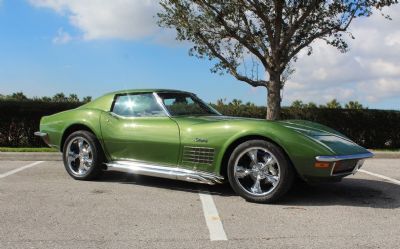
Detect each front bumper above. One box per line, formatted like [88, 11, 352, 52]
[34, 131, 50, 146]
[315, 152, 374, 162]
[315, 152, 374, 176]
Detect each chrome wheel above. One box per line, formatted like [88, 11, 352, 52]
[66, 136, 93, 176]
[234, 147, 280, 196]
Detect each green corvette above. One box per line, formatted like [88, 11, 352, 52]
[35, 89, 373, 203]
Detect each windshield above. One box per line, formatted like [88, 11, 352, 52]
[157, 92, 220, 116]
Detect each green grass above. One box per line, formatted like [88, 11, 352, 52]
[0, 147, 58, 152]
[370, 149, 400, 152]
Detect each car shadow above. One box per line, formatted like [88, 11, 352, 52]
[98, 171, 235, 196]
[280, 178, 400, 209]
[98, 171, 400, 209]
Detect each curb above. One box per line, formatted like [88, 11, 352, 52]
[0, 152, 62, 161]
[0, 151, 399, 161]
[370, 151, 400, 159]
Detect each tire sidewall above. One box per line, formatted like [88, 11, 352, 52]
[227, 140, 294, 203]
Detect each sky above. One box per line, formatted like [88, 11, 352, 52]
[0, 0, 399, 109]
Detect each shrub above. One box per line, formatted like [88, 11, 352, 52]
[1, 100, 399, 149]
[212, 104, 400, 149]
[0, 100, 82, 147]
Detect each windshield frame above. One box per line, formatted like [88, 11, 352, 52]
[154, 91, 221, 117]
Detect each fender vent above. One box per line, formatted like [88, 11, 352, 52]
[182, 146, 215, 166]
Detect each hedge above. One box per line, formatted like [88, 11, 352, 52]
[1, 100, 399, 149]
[213, 104, 400, 149]
[0, 100, 81, 148]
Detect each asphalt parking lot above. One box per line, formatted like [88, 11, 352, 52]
[0, 159, 399, 249]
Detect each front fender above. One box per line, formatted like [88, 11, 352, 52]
[214, 123, 334, 178]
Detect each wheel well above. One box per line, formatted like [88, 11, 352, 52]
[219, 135, 295, 178]
[60, 124, 95, 152]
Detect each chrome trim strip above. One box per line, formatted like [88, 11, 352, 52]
[105, 160, 224, 185]
[153, 92, 171, 117]
[330, 159, 366, 176]
[34, 131, 47, 137]
[315, 152, 374, 162]
[192, 93, 222, 116]
[182, 146, 215, 165]
[34, 131, 52, 146]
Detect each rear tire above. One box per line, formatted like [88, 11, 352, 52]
[227, 140, 294, 203]
[62, 130, 104, 180]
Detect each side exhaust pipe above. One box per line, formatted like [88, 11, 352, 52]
[105, 160, 224, 185]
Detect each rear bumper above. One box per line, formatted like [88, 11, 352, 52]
[34, 131, 50, 145]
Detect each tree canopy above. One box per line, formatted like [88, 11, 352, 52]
[158, 0, 398, 119]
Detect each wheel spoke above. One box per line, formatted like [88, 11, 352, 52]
[68, 151, 79, 161]
[263, 155, 275, 166]
[78, 159, 86, 172]
[265, 175, 279, 186]
[247, 149, 258, 164]
[250, 177, 262, 194]
[85, 159, 93, 166]
[77, 139, 84, 153]
[85, 145, 92, 154]
[235, 166, 251, 178]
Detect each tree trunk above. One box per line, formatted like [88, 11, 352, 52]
[266, 73, 282, 120]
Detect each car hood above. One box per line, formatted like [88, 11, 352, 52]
[278, 120, 368, 155]
[278, 120, 347, 138]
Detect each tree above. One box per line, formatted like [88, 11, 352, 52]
[305, 102, 317, 108]
[230, 98, 243, 107]
[245, 101, 255, 107]
[52, 93, 67, 102]
[217, 98, 226, 106]
[326, 99, 341, 109]
[82, 96, 92, 103]
[216, 98, 226, 106]
[290, 100, 317, 108]
[10, 92, 28, 101]
[345, 100, 364, 109]
[41, 96, 52, 102]
[290, 100, 304, 108]
[158, 0, 397, 120]
[68, 94, 80, 103]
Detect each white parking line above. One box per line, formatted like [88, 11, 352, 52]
[0, 161, 44, 179]
[198, 191, 228, 241]
[359, 169, 400, 185]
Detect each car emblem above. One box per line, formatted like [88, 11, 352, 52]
[194, 138, 208, 143]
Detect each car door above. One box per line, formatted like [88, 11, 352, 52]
[100, 92, 180, 165]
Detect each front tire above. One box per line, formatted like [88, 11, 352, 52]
[227, 140, 294, 203]
[62, 130, 104, 180]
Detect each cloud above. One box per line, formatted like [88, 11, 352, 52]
[358, 78, 400, 102]
[284, 5, 400, 106]
[28, 0, 160, 40]
[52, 28, 72, 44]
[27, 1, 400, 107]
